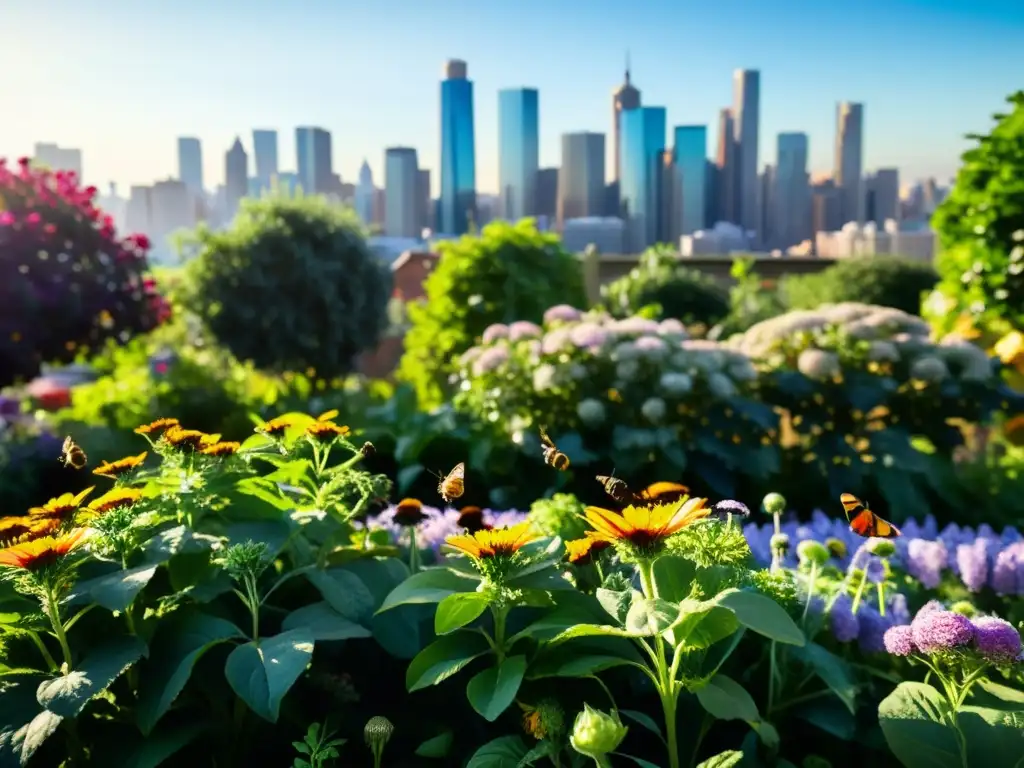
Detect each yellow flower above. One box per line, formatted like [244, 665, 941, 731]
[393, 498, 427, 526]
[0, 516, 60, 545]
[995, 331, 1024, 370]
[445, 522, 538, 560]
[565, 535, 611, 565]
[27, 487, 94, 520]
[0, 529, 89, 571]
[134, 418, 180, 436]
[305, 421, 350, 442]
[258, 416, 294, 436]
[580, 497, 710, 555]
[87, 487, 144, 514]
[200, 441, 241, 456]
[93, 452, 148, 478]
[163, 426, 219, 451]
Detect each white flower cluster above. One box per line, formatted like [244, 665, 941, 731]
[727, 302, 994, 383]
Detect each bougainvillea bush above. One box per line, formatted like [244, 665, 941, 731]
[0, 157, 165, 387]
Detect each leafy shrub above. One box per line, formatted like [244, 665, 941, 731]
[781, 257, 939, 316]
[182, 193, 391, 378]
[0, 157, 164, 386]
[602, 243, 730, 327]
[931, 90, 1024, 337]
[398, 219, 588, 408]
[712, 257, 789, 338]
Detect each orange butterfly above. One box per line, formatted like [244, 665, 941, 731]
[841, 493, 901, 539]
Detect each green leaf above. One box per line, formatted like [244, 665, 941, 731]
[282, 602, 372, 642]
[118, 722, 205, 768]
[337, 557, 410, 606]
[614, 756, 661, 768]
[305, 569, 374, 622]
[595, 587, 633, 624]
[234, 477, 298, 512]
[377, 567, 480, 613]
[719, 590, 805, 645]
[466, 656, 527, 721]
[414, 731, 454, 758]
[960, 706, 1024, 768]
[466, 735, 530, 768]
[137, 613, 244, 734]
[0, 709, 62, 766]
[790, 642, 857, 714]
[224, 628, 314, 723]
[69, 564, 160, 612]
[223, 519, 292, 557]
[619, 709, 664, 740]
[970, 679, 1024, 711]
[652, 555, 697, 603]
[681, 606, 741, 650]
[371, 607, 424, 659]
[434, 592, 491, 635]
[37, 636, 147, 718]
[695, 674, 760, 722]
[625, 597, 679, 636]
[406, 631, 491, 692]
[878, 681, 962, 768]
[796, 700, 856, 741]
[142, 525, 221, 564]
[695, 750, 744, 768]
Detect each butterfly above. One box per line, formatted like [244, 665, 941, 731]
[539, 428, 570, 471]
[841, 492, 901, 539]
[436, 462, 466, 503]
[596, 475, 691, 507]
[60, 436, 88, 470]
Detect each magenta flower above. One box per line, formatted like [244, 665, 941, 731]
[972, 617, 1023, 664]
[883, 625, 916, 656]
[911, 609, 975, 653]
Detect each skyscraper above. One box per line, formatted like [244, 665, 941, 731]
[355, 160, 375, 226]
[498, 87, 540, 221]
[177, 137, 203, 195]
[714, 109, 736, 225]
[732, 69, 760, 237]
[611, 55, 641, 184]
[252, 130, 279, 190]
[295, 127, 333, 195]
[865, 168, 899, 225]
[33, 143, 82, 178]
[557, 132, 605, 225]
[417, 169, 432, 232]
[224, 138, 248, 218]
[619, 106, 666, 252]
[535, 168, 558, 222]
[774, 132, 811, 249]
[439, 59, 477, 235]
[835, 102, 864, 225]
[384, 147, 419, 238]
[673, 125, 708, 237]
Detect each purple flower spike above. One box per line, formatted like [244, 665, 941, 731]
[864, 557, 886, 584]
[956, 539, 990, 593]
[829, 593, 860, 643]
[905, 539, 948, 589]
[911, 610, 975, 654]
[972, 617, 1023, 664]
[857, 605, 892, 653]
[884, 625, 916, 657]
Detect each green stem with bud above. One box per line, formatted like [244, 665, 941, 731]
[44, 585, 73, 673]
[637, 559, 680, 768]
[802, 561, 819, 626]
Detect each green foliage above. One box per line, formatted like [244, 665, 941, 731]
[529, 493, 588, 541]
[712, 257, 789, 339]
[932, 91, 1024, 334]
[602, 244, 730, 327]
[398, 219, 588, 408]
[781, 257, 939, 316]
[182, 193, 391, 378]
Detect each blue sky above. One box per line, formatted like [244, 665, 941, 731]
[2, 0, 1021, 195]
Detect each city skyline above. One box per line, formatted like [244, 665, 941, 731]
[3, 0, 1022, 194]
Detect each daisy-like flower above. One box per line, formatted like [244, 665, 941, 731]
[394, 498, 428, 527]
[456, 506, 490, 533]
[445, 521, 538, 560]
[27, 486, 94, 521]
[0, 529, 89, 571]
[257, 416, 294, 437]
[565, 535, 611, 565]
[133, 417, 180, 436]
[163, 426, 219, 451]
[0, 516, 59, 545]
[200, 441, 241, 457]
[572, 498, 710, 559]
[86, 487, 144, 515]
[93, 451, 148, 478]
[305, 421, 350, 442]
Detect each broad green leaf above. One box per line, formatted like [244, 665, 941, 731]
[752, 720, 780, 749]
[550, 623, 640, 643]
[142, 525, 221, 564]
[434, 592, 491, 635]
[378, 568, 480, 613]
[526, 637, 643, 679]
[625, 597, 679, 636]
[466, 655, 527, 721]
[970, 679, 1024, 711]
[371, 607, 424, 660]
[960, 706, 1024, 768]
[595, 587, 633, 624]
[695, 674, 759, 722]
[511, 606, 608, 644]
[0, 709, 62, 766]
[796, 700, 856, 741]
[224, 628, 314, 723]
[878, 681, 962, 768]
[681, 606, 741, 650]
[790, 642, 857, 714]
[466, 735, 530, 767]
[282, 602, 372, 642]
[337, 557, 410, 606]
[619, 709, 664, 740]
[137, 613, 244, 734]
[667, 590, 738, 648]
[118, 722, 205, 768]
[696, 750, 744, 768]
[414, 731, 454, 758]
[37, 636, 147, 718]
[69, 564, 159, 612]
[233, 477, 298, 512]
[719, 590, 805, 646]
[305, 569, 374, 621]
[406, 631, 491, 692]
[652, 555, 697, 602]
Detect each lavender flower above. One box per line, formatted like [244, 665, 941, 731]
[472, 346, 509, 376]
[569, 322, 610, 350]
[508, 320, 542, 341]
[830, 593, 860, 642]
[990, 542, 1024, 596]
[889, 593, 911, 626]
[658, 372, 693, 397]
[906, 539, 948, 589]
[543, 305, 582, 324]
[956, 539, 990, 593]
[858, 605, 892, 653]
[864, 557, 886, 584]
[657, 318, 687, 338]
[610, 317, 660, 336]
[883, 625, 916, 657]
[482, 323, 509, 343]
[972, 617, 1023, 663]
[911, 609, 975, 654]
[541, 328, 573, 355]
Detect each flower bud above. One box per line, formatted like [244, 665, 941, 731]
[825, 537, 847, 559]
[569, 704, 627, 758]
[360, 441, 376, 457]
[770, 533, 791, 557]
[867, 539, 896, 558]
[949, 600, 977, 618]
[364, 715, 394, 754]
[796, 539, 829, 567]
[762, 493, 786, 516]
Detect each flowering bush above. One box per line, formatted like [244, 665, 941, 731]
[0, 157, 164, 387]
[781, 257, 939, 316]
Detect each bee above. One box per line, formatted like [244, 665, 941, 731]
[539, 428, 570, 471]
[436, 462, 466, 504]
[841, 493, 901, 539]
[60, 436, 88, 470]
[597, 475, 690, 507]
[596, 473, 631, 504]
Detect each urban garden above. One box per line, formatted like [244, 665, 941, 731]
[0, 93, 1022, 768]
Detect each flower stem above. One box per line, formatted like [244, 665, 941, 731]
[637, 559, 678, 768]
[492, 606, 508, 663]
[244, 575, 260, 642]
[26, 630, 58, 673]
[45, 586, 73, 673]
[801, 562, 818, 626]
[877, 583, 886, 616]
[767, 641, 778, 712]
[850, 572, 868, 614]
[661, 689, 680, 768]
[408, 527, 420, 574]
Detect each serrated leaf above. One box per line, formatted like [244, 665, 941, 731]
[37, 636, 147, 718]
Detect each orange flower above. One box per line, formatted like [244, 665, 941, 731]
[565, 535, 611, 565]
[0, 529, 89, 570]
[581, 497, 710, 554]
[305, 421, 350, 442]
[87, 488, 144, 514]
[257, 416, 294, 436]
[27, 487, 94, 520]
[163, 426, 219, 451]
[456, 506, 490, 533]
[134, 418, 180, 436]
[393, 498, 427, 526]
[445, 522, 538, 560]
[93, 452, 148, 478]
[0, 516, 59, 544]
[200, 441, 241, 456]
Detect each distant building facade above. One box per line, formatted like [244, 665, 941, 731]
[439, 59, 477, 235]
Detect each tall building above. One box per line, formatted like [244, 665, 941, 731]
[714, 109, 736, 225]
[611, 55, 641, 184]
[417, 169, 432, 232]
[177, 137, 203, 195]
[759, 165, 776, 246]
[355, 160, 375, 226]
[811, 177, 843, 246]
[384, 147, 420, 238]
[732, 69, 760, 237]
[619, 106, 667, 252]
[774, 132, 811, 249]
[673, 125, 708, 237]
[149, 179, 193, 260]
[252, 130, 279, 190]
[295, 127, 333, 195]
[33, 143, 82, 178]
[658, 150, 679, 243]
[535, 168, 558, 221]
[557, 132, 605, 226]
[224, 137, 248, 218]
[498, 87, 540, 221]
[439, 59, 477, 235]
[835, 102, 864, 225]
[865, 168, 899, 226]
[125, 186, 152, 236]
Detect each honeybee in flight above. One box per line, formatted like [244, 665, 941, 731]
[437, 462, 466, 503]
[539, 428, 570, 471]
[60, 436, 88, 470]
[596, 475, 690, 507]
